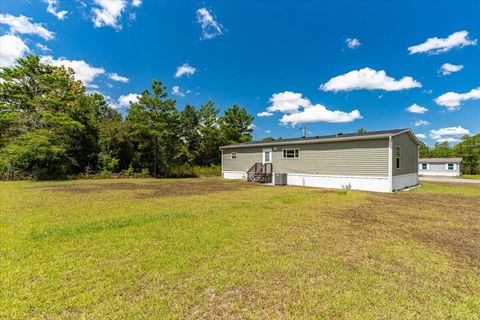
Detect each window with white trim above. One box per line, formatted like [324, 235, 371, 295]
[231, 152, 237, 159]
[421, 163, 427, 170]
[395, 146, 401, 169]
[282, 148, 299, 159]
[447, 163, 454, 170]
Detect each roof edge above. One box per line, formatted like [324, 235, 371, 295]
[220, 133, 395, 149]
[419, 158, 463, 162]
[391, 128, 420, 145]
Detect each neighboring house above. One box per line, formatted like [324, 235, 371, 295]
[220, 128, 419, 193]
[418, 158, 462, 177]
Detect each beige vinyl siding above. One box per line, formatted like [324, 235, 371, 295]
[222, 147, 263, 172]
[273, 139, 389, 177]
[392, 132, 418, 176]
[223, 138, 390, 177]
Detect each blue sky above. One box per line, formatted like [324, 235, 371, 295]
[0, 1, 478, 144]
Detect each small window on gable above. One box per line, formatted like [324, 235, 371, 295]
[282, 149, 299, 159]
[395, 146, 401, 169]
[447, 163, 454, 170]
[421, 163, 428, 170]
[231, 152, 237, 159]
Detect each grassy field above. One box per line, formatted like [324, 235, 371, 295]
[1, 178, 479, 319]
[462, 174, 480, 180]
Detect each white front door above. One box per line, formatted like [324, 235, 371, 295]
[263, 148, 272, 164]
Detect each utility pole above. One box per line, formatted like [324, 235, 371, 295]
[301, 125, 307, 138]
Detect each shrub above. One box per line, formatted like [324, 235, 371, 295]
[0, 130, 74, 180]
[167, 165, 198, 178]
[192, 165, 221, 177]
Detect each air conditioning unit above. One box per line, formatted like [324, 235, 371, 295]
[274, 173, 287, 186]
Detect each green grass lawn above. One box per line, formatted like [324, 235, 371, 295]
[462, 174, 480, 180]
[1, 178, 479, 319]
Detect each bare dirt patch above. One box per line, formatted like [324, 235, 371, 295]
[33, 178, 255, 198]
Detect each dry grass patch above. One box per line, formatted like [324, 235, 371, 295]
[31, 177, 254, 198]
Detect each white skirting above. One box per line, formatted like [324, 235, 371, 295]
[222, 171, 419, 193]
[222, 171, 247, 180]
[286, 173, 391, 193]
[419, 171, 460, 177]
[392, 173, 419, 191]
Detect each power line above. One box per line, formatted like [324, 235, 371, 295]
[277, 126, 306, 140]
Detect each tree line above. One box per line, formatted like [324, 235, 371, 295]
[0, 56, 254, 180]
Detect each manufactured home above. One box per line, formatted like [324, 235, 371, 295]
[220, 128, 419, 193]
[418, 158, 462, 177]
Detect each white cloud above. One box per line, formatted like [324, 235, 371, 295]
[36, 43, 51, 52]
[117, 93, 139, 107]
[0, 14, 54, 40]
[44, 0, 68, 20]
[345, 38, 361, 49]
[261, 91, 361, 126]
[102, 95, 118, 109]
[408, 31, 477, 55]
[257, 111, 274, 117]
[267, 91, 310, 114]
[320, 67, 421, 92]
[416, 133, 427, 139]
[92, 0, 127, 30]
[196, 7, 224, 40]
[248, 124, 258, 130]
[434, 87, 480, 110]
[132, 0, 142, 7]
[0, 34, 29, 67]
[437, 137, 462, 143]
[40, 55, 105, 86]
[280, 105, 362, 126]
[439, 63, 464, 75]
[265, 130, 271, 134]
[414, 120, 430, 127]
[280, 104, 362, 125]
[171, 85, 190, 97]
[175, 63, 196, 78]
[108, 72, 129, 83]
[406, 103, 428, 114]
[429, 126, 470, 142]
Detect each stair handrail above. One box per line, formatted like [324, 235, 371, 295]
[247, 162, 262, 181]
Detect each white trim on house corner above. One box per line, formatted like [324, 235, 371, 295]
[388, 136, 393, 192]
[392, 173, 418, 191]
